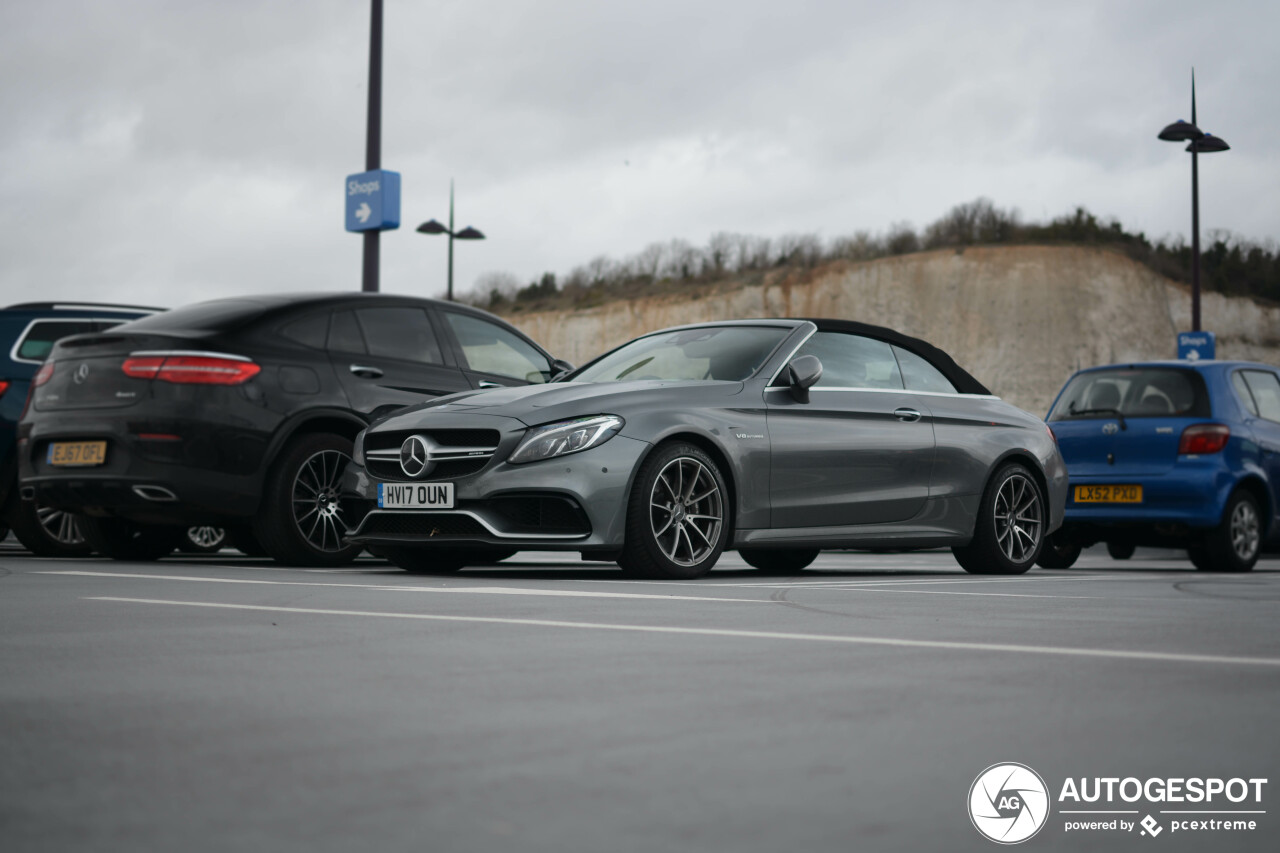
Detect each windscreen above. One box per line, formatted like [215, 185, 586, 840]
[571, 326, 790, 383]
[1047, 368, 1210, 421]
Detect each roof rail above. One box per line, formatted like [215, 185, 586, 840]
[3, 302, 165, 312]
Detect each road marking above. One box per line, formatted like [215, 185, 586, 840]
[805, 587, 1106, 599]
[37, 571, 764, 603]
[85, 597, 1280, 668]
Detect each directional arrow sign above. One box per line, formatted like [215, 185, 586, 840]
[1177, 331, 1215, 361]
[345, 169, 401, 232]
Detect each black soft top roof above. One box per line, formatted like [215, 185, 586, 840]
[804, 318, 991, 396]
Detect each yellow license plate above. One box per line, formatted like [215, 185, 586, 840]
[47, 441, 108, 467]
[1074, 484, 1142, 503]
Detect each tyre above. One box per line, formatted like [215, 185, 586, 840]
[8, 499, 94, 557]
[381, 546, 468, 574]
[180, 526, 227, 553]
[1105, 540, 1136, 561]
[1191, 490, 1262, 573]
[739, 548, 819, 573]
[227, 525, 269, 557]
[253, 433, 362, 567]
[619, 442, 729, 579]
[80, 517, 184, 561]
[953, 463, 1045, 575]
[1036, 529, 1082, 569]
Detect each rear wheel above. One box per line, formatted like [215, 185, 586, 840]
[953, 463, 1044, 575]
[253, 433, 362, 567]
[9, 499, 94, 557]
[80, 517, 184, 561]
[1192, 490, 1262, 573]
[180, 526, 227, 553]
[1036, 529, 1082, 569]
[381, 546, 469, 574]
[1105, 540, 1136, 561]
[619, 443, 729, 579]
[739, 548, 819, 573]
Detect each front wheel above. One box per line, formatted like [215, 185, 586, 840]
[8, 499, 94, 557]
[80, 517, 185, 561]
[739, 548, 819, 573]
[180, 526, 228, 553]
[1036, 529, 1082, 569]
[619, 443, 729, 579]
[253, 433, 363, 567]
[953, 463, 1045, 575]
[1106, 540, 1136, 561]
[1192, 490, 1262, 573]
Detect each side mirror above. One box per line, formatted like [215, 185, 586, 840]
[549, 358, 575, 382]
[786, 355, 822, 403]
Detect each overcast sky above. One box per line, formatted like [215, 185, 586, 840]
[1, 0, 1275, 308]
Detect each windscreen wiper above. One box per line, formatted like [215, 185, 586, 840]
[1067, 405, 1127, 430]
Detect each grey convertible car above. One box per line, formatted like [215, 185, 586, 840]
[342, 319, 1067, 578]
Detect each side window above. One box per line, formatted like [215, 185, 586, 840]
[1242, 371, 1280, 422]
[280, 312, 330, 349]
[443, 312, 551, 383]
[327, 310, 367, 354]
[893, 346, 957, 394]
[15, 320, 99, 362]
[1232, 371, 1259, 416]
[794, 332, 903, 389]
[355, 307, 443, 365]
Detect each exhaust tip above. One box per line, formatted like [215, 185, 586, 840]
[132, 485, 178, 502]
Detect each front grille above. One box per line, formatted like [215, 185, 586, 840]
[366, 429, 500, 453]
[486, 496, 591, 535]
[358, 513, 488, 538]
[367, 457, 488, 481]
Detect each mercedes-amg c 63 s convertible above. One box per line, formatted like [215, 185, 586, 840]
[342, 319, 1067, 578]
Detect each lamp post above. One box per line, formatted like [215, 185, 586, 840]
[1157, 70, 1230, 332]
[417, 180, 485, 301]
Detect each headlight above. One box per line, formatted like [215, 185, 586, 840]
[352, 428, 367, 466]
[508, 415, 624, 464]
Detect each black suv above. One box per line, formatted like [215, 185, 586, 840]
[17, 293, 567, 566]
[1, 301, 162, 555]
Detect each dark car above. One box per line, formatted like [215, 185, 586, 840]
[0, 301, 162, 555]
[1039, 360, 1280, 572]
[17, 293, 567, 566]
[342, 319, 1067, 578]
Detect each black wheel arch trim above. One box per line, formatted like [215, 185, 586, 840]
[626, 428, 740, 539]
[260, 408, 368, 482]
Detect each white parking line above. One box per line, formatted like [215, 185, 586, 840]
[85, 597, 1280, 668]
[37, 571, 766, 603]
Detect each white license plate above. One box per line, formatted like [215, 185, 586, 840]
[377, 482, 455, 509]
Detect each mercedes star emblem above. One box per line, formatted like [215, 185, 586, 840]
[399, 434, 435, 478]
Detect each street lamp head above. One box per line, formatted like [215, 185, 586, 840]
[454, 226, 485, 240]
[416, 219, 449, 235]
[1158, 119, 1204, 142]
[1187, 133, 1230, 154]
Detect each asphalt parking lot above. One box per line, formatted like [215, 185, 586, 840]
[3, 544, 1278, 853]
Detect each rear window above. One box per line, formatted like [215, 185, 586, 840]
[1048, 368, 1210, 421]
[121, 299, 266, 332]
[14, 320, 104, 362]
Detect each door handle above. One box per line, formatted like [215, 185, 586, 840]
[478, 381, 506, 389]
[894, 407, 922, 423]
[349, 364, 384, 379]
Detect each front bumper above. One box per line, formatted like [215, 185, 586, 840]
[342, 433, 650, 552]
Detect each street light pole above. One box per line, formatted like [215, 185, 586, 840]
[1158, 70, 1230, 332]
[362, 0, 383, 293]
[417, 180, 486, 301]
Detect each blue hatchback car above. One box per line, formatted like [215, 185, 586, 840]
[1038, 360, 1280, 572]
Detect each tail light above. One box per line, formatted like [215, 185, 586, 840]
[0, 380, 8, 398]
[1178, 424, 1230, 455]
[122, 352, 261, 385]
[32, 362, 55, 387]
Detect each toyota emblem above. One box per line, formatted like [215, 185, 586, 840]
[399, 434, 435, 478]
[1102, 422, 1119, 435]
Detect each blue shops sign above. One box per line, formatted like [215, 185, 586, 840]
[344, 169, 401, 232]
[1177, 331, 1216, 362]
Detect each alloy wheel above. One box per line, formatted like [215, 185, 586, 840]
[993, 473, 1042, 563]
[648, 456, 724, 567]
[38, 505, 86, 546]
[292, 449, 351, 553]
[1230, 499, 1260, 561]
[187, 525, 227, 550]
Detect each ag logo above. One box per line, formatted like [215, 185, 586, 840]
[968, 762, 1050, 844]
